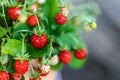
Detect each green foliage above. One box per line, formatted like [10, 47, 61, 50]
[69, 52, 87, 69]
[0, 27, 6, 37]
[2, 39, 27, 56]
[56, 33, 86, 50]
[12, 23, 32, 39]
[51, 62, 63, 71]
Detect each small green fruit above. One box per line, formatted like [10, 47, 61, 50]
[89, 22, 97, 29]
[18, 15, 27, 23]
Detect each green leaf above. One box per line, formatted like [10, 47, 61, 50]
[51, 62, 63, 70]
[28, 44, 50, 59]
[2, 39, 27, 56]
[56, 33, 86, 50]
[69, 52, 87, 69]
[0, 26, 6, 37]
[12, 23, 32, 40]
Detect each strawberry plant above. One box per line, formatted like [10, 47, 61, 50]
[0, 0, 100, 79]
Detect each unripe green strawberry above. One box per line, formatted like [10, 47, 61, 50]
[89, 22, 97, 29]
[18, 14, 27, 23]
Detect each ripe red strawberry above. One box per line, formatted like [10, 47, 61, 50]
[27, 15, 39, 27]
[8, 7, 21, 20]
[14, 60, 29, 74]
[74, 49, 87, 60]
[12, 72, 22, 80]
[30, 34, 47, 49]
[55, 13, 67, 25]
[59, 50, 72, 64]
[0, 71, 10, 80]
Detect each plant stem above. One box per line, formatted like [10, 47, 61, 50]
[9, 0, 14, 6]
[2, 4, 9, 29]
[12, 30, 33, 36]
[35, 14, 41, 31]
[23, 0, 27, 9]
[21, 34, 26, 55]
[83, 16, 91, 23]
[1, 4, 10, 38]
[30, 64, 35, 73]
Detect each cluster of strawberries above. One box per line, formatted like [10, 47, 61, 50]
[0, 0, 88, 80]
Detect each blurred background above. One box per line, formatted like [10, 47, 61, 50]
[61, 0, 120, 80]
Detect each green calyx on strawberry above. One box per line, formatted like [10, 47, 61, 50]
[59, 50, 72, 64]
[8, 7, 21, 20]
[29, 64, 41, 80]
[0, 71, 10, 80]
[74, 49, 87, 60]
[29, 70, 40, 80]
[30, 76, 41, 80]
[27, 15, 39, 27]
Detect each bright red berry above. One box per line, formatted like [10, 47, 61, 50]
[74, 49, 87, 60]
[14, 60, 29, 74]
[59, 50, 72, 64]
[55, 13, 67, 25]
[0, 71, 10, 80]
[12, 72, 22, 80]
[8, 7, 21, 20]
[30, 34, 47, 49]
[27, 15, 39, 27]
